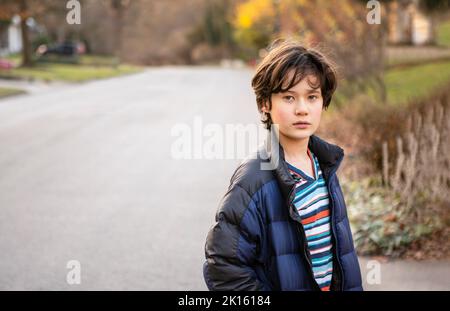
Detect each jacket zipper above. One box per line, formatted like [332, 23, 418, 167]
[326, 169, 344, 291]
[287, 186, 321, 291]
[297, 220, 321, 291]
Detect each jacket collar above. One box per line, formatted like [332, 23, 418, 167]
[307, 134, 344, 172]
[261, 130, 344, 202]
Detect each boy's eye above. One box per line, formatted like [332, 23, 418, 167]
[283, 96, 295, 102]
[309, 95, 318, 100]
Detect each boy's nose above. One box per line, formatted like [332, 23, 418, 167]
[295, 99, 308, 115]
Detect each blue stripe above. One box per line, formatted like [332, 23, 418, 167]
[312, 254, 332, 265]
[293, 180, 327, 203]
[315, 271, 333, 280]
[301, 204, 329, 220]
[294, 190, 329, 212]
[306, 231, 330, 242]
[318, 280, 332, 288]
[308, 240, 332, 250]
[314, 262, 334, 274]
[308, 235, 331, 245]
[311, 249, 333, 259]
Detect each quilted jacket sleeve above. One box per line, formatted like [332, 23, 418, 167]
[203, 183, 269, 291]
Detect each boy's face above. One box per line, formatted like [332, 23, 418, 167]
[263, 72, 323, 142]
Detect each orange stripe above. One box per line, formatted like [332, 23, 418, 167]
[301, 210, 330, 225]
[321, 286, 330, 291]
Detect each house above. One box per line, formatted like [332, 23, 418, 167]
[387, 0, 435, 45]
[0, 14, 23, 57]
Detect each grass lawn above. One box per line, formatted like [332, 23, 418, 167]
[0, 54, 141, 82]
[384, 60, 450, 105]
[0, 87, 26, 98]
[437, 19, 450, 47]
[333, 60, 450, 107]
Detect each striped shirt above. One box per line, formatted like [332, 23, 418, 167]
[286, 148, 334, 291]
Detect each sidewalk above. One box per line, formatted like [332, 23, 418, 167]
[0, 79, 70, 96]
[359, 256, 450, 291]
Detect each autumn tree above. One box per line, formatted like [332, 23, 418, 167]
[234, 0, 387, 103]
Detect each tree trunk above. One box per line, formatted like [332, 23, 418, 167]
[19, 0, 33, 67]
[111, 0, 127, 64]
[428, 14, 437, 45]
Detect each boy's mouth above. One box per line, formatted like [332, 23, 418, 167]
[293, 121, 311, 129]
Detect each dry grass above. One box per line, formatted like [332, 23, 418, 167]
[319, 88, 450, 258]
[381, 91, 450, 225]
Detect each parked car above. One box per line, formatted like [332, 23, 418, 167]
[36, 42, 86, 63]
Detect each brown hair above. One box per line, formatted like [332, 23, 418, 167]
[251, 39, 338, 129]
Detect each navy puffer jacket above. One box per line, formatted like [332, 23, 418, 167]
[203, 134, 363, 291]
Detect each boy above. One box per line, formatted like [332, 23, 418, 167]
[203, 40, 363, 291]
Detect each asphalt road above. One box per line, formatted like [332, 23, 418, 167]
[0, 68, 448, 290]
